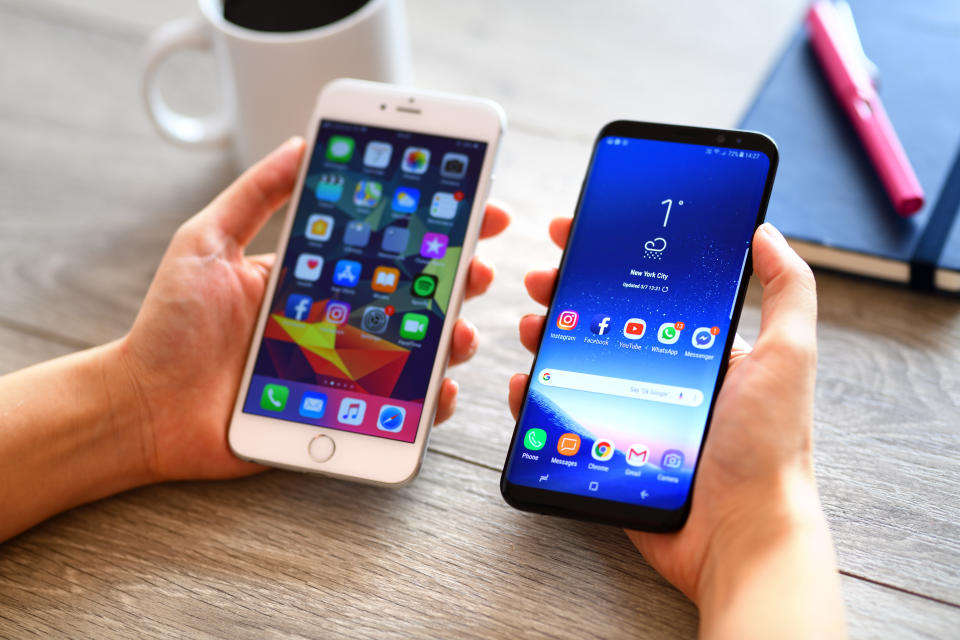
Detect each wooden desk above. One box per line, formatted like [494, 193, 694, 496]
[1, 1, 957, 636]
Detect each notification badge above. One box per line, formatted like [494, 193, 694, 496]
[556, 310, 579, 330]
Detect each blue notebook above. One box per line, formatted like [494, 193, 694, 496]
[740, 1, 960, 294]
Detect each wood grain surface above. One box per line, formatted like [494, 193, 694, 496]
[1, 0, 958, 637]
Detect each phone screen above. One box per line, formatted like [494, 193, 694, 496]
[242, 120, 487, 443]
[504, 129, 774, 517]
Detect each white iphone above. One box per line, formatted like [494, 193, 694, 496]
[228, 79, 505, 485]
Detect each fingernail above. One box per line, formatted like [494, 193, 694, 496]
[285, 136, 305, 150]
[760, 222, 785, 242]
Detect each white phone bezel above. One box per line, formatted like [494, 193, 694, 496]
[228, 79, 505, 486]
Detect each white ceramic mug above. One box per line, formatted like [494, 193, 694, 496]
[141, 0, 412, 169]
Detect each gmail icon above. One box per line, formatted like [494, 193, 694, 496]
[625, 443, 651, 467]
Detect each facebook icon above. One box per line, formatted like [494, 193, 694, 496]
[285, 294, 313, 321]
[590, 314, 612, 336]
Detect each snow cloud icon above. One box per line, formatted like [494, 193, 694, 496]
[644, 237, 667, 252]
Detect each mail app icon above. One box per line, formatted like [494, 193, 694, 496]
[626, 443, 650, 467]
[299, 391, 328, 419]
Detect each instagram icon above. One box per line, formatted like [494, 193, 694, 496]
[556, 310, 579, 330]
[324, 301, 351, 325]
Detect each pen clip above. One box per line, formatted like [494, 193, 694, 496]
[833, 0, 880, 86]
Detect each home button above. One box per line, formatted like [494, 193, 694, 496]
[307, 435, 335, 462]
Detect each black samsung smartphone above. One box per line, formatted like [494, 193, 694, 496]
[500, 121, 778, 531]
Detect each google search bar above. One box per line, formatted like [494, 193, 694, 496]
[538, 369, 704, 407]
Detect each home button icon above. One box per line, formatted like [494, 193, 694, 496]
[307, 435, 335, 463]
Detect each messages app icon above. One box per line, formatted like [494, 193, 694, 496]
[523, 428, 547, 451]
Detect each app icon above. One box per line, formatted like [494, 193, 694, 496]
[377, 405, 406, 432]
[590, 314, 612, 335]
[343, 220, 371, 247]
[626, 444, 650, 467]
[540, 370, 552, 382]
[557, 433, 581, 456]
[284, 294, 313, 321]
[363, 141, 392, 168]
[305, 214, 334, 241]
[382, 226, 410, 253]
[401, 146, 430, 174]
[361, 306, 389, 334]
[623, 318, 646, 340]
[440, 152, 469, 179]
[332, 259, 361, 287]
[692, 327, 718, 349]
[419, 232, 449, 259]
[371, 266, 400, 293]
[411, 273, 438, 298]
[657, 322, 683, 345]
[429, 192, 460, 219]
[523, 428, 547, 451]
[353, 180, 383, 207]
[591, 439, 615, 461]
[337, 398, 366, 425]
[294, 253, 323, 281]
[391, 186, 420, 213]
[259, 384, 288, 412]
[661, 449, 684, 469]
[299, 392, 328, 419]
[324, 301, 351, 325]
[314, 174, 344, 202]
[556, 310, 579, 330]
[326, 135, 354, 163]
[399, 312, 429, 340]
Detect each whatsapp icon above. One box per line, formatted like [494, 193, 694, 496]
[523, 428, 547, 451]
[657, 322, 681, 345]
[411, 273, 438, 298]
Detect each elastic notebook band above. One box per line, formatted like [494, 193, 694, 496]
[910, 148, 960, 291]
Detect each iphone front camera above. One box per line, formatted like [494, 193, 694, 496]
[380, 103, 386, 110]
[716, 134, 726, 143]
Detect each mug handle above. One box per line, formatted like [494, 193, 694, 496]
[141, 17, 232, 147]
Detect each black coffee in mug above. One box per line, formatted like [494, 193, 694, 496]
[224, 0, 371, 33]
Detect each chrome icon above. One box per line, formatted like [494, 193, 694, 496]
[591, 439, 615, 462]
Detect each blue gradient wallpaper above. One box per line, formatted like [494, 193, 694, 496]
[505, 136, 771, 510]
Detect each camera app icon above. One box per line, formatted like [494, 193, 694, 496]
[440, 152, 468, 179]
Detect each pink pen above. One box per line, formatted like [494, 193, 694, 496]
[807, 1, 924, 216]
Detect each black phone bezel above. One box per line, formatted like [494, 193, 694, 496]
[499, 120, 779, 532]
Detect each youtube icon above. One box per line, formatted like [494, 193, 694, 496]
[623, 317, 646, 340]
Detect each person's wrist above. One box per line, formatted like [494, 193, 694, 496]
[695, 469, 827, 604]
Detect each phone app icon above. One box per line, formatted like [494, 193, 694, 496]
[259, 384, 289, 412]
[363, 141, 392, 168]
[591, 439, 615, 461]
[294, 253, 323, 281]
[556, 310, 579, 330]
[326, 135, 354, 163]
[377, 405, 406, 432]
[381, 226, 410, 253]
[626, 443, 650, 467]
[371, 266, 400, 293]
[657, 322, 684, 345]
[523, 428, 547, 451]
[332, 259, 362, 287]
[590, 314, 611, 335]
[401, 146, 430, 174]
[314, 174, 344, 202]
[692, 327, 718, 349]
[324, 301, 351, 325]
[623, 318, 646, 340]
[299, 392, 328, 419]
[337, 398, 366, 425]
[440, 152, 468, 179]
[343, 220, 371, 247]
[411, 273, 438, 298]
[429, 192, 460, 219]
[305, 214, 334, 241]
[399, 313, 429, 340]
[391, 186, 420, 213]
[557, 433, 581, 456]
[361, 306, 389, 334]
[353, 180, 383, 207]
[284, 294, 313, 321]
[661, 449, 684, 469]
[420, 232, 449, 259]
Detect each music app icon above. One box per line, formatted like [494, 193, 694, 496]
[337, 398, 367, 426]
